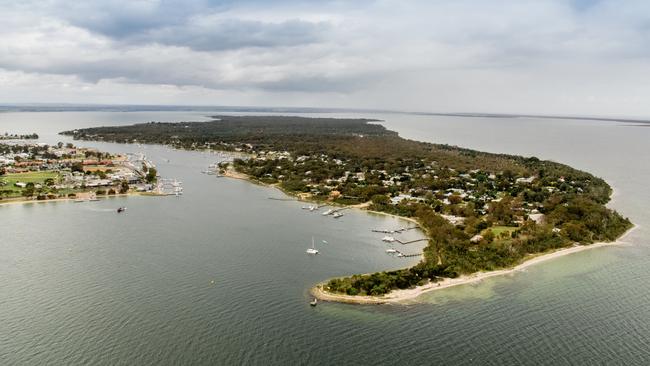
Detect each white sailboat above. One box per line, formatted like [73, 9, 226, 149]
[306, 236, 319, 254]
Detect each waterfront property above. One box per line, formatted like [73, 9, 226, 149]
[0, 142, 158, 203]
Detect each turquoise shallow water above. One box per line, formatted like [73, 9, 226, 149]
[1, 111, 649, 365]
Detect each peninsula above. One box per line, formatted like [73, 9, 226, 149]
[61, 116, 633, 301]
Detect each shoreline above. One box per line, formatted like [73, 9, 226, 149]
[0, 191, 151, 207]
[311, 224, 638, 304]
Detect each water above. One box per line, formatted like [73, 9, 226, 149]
[1, 110, 649, 365]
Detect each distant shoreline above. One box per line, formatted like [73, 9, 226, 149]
[311, 224, 638, 304]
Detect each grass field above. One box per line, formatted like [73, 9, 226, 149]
[484, 225, 517, 237]
[0, 171, 60, 196]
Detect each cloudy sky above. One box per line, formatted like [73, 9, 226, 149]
[2, 0, 650, 116]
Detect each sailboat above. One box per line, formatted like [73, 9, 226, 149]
[306, 236, 319, 254]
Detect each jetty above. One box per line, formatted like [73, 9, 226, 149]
[394, 238, 428, 245]
[371, 226, 418, 234]
[394, 250, 422, 258]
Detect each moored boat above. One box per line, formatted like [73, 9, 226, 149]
[306, 236, 319, 254]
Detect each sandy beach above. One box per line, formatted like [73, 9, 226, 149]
[312, 224, 638, 305]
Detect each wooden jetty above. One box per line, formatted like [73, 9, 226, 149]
[371, 226, 418, 234]
[394, 238, 429, 245]
[395, 250, 422, 258]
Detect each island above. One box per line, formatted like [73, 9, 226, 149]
[61, 116, 633, 302]
[0, 141, 159, 204]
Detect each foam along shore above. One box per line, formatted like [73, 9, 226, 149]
[312, 224, 638, 305]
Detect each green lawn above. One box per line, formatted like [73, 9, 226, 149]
[484, 225, 517, 237]
[0, 171, 61, 197]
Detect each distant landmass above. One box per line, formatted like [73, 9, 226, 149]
[3, 103, 650, 125]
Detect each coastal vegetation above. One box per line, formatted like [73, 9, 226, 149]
[62, 116, 632, 296]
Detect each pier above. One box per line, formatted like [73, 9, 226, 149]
[394, 250, 422, 258]
[371, 226, 418, 234]
[394, 238, 429, 245]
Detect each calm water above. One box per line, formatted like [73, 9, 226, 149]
[1, 111, 649, 365]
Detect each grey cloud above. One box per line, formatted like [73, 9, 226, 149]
[36, 0, 329, 51]
[129, 18, 330, 51]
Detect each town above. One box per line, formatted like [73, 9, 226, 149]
[0, 141, 160, 203]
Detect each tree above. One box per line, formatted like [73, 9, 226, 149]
[145, 167, 157, 183]
[119, 181, 129, 194]
[22, 187, 35, 197]
[71, 162, 84, 173]
[483, 230, 495, 243]
[371, 194, 389, 205]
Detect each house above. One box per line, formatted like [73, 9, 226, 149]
[528, 213, 545, 224]
[329, 190, 341, 199]
[470, 235, 483, 243]
[390, 194, 425, 205]
[516, 176, 536, 184]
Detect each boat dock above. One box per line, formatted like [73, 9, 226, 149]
[371, 226, 418, 234]
[394, 238, 429, 245]
[394, 250, 422, 258]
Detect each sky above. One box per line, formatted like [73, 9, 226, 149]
[1, 0, 650, 117]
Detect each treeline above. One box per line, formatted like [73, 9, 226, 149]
[1, 133, 39, 140]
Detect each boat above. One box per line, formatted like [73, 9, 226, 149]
[397, 252, 404, 257]
[310, 298, 318, 306]
[382, 236, 395, 242]
[322, 209, 333, 216]
[332, 212, 344, 219]
[117, 207, 126, 213]
[306, 236, 319, 254]
[386, 248, 397, 253]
